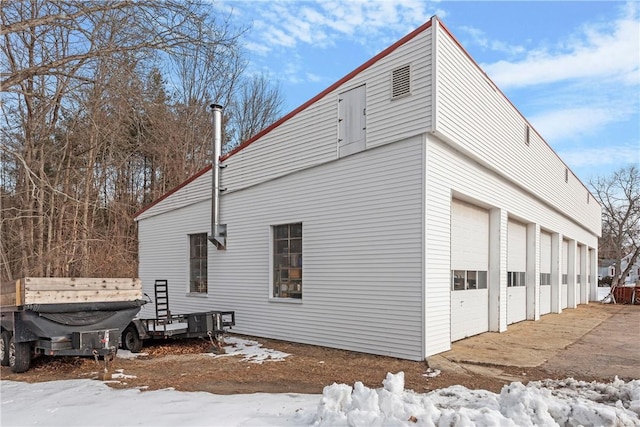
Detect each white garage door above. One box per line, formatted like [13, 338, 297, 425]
[577, 245, 585, 303]
[539, 231, 552, 315]
[451, 199, 489, 341]
[507, 220, 527, 324]
[562, 240, 569, 309]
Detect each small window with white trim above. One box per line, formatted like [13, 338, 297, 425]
[189, 233, 208, 293]
[507, 271, 526, 287]
[273, 223, 302, 299]
[451, 270, 487, 290]
[540, 273, 551, 286]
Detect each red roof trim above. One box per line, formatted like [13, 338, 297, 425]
[438, 21, 597, 199]
[221, 17, 434, 161]
[133, 165, 212, 218]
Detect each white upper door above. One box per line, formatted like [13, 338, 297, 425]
[562, 240, 569, 309]
[338, 85, 366, 157]
[507, 220, 527, 324]
[539, 231, 552, 315]
[451, 199, 489, 341]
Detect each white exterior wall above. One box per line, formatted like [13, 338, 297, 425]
[136, 17, 603, 361]
[220, 27, 432, 192]
[137, 170, 211, 221]
[139, 137, 426, 360]
[433, 23, 601, 238]
[424, 133, 599, 354]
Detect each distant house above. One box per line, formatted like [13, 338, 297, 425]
[598, 259, 616, 281]
[134, 16, 602, 361]
[620, 253, 640, 285]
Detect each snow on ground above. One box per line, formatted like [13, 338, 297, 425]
[2, 373, 639, 426]
[2, 339, 639, 426]
[213, 336, 291, 363]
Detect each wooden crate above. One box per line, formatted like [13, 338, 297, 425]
[1, 277, 142, 306]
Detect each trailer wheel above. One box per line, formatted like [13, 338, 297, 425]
[0, 330, 11, 366]
[122, 326, 142, 353]
[9, 336, 31, 373]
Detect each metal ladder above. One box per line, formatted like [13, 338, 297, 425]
[154, 280, 170, 322]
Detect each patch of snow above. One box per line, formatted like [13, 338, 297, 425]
[111, 369, 136, 379]
[313, 372, 640, 426]
[116, 349, 148, 359]
[213, 336, 290, 364]
[423, 368, 441, 378]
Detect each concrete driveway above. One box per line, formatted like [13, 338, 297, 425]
[428, 303, 639, 382]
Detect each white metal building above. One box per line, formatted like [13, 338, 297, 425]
[134, 16, 602, 361]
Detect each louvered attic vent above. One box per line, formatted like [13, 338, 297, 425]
[391, 64, 411, 99]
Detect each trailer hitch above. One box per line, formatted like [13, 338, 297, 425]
[207, 331, 225, 354]
[93, 348, 116, 380]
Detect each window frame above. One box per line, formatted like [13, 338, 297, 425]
[451, 270, 487, 291]
[507, 271, 526, 287]
[188, 233, 208, 294]
[271, 223, 303, 300]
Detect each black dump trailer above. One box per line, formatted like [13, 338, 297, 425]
[0, 277, 146, 373]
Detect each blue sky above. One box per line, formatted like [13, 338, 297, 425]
[214, 1, 640, 186]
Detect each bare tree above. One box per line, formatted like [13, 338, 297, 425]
[0, 0, 244, 281]
[226, 73, 284, 150]
[590, 165, 640, 287]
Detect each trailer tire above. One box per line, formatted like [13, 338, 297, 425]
[122, 325, 142, 353]
[0, 330, 11, 366]
[9, 336, 31, 373]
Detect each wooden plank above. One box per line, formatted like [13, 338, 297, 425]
[23, 289, 143, 305]
[0, 279, 20, 307]
[2, 278, 142, 306]
[23, 277, 141, 291]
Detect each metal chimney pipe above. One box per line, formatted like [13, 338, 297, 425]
[208, 103, 226, 250]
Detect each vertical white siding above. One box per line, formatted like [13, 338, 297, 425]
[434, 24, 601, 237]
[424, 135, 452, 355]
[139, 137, 425, 360]
[526, 223, 540, 320]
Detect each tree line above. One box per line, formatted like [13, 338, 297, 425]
[0, 1, 283, 281]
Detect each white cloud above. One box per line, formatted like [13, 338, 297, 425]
[458, 26, 526, 56]
[559, 144, 640, 168]
[529, 107, 624, 141]
[227, 0, 434, 54]
[482, 4, 640, 88]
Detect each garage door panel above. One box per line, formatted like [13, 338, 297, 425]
[507, 287, 526, 324]
[540, 285, 551, 315]
[451, 200, 489, 270]
[507, 221, 527, 272]
[451, 199, 489, 341]
[540, 232, 552, 315]
[507, 220, 527, 324]
[451, 289, 489, 341]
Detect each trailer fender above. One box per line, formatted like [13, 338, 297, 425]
[13, 312, 39, 343]
[129, 319, 150, 340]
